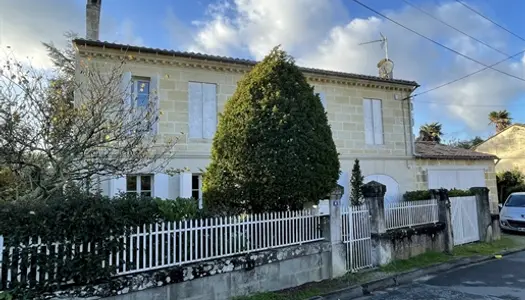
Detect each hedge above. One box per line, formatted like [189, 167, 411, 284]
[0, 188, 204, 297]
[403, 188, 474, 201]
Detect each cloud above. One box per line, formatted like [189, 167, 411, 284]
[176, 0, 525, 132]
[0, 0, 144, 68]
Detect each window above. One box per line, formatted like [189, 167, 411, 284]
[132, 77, 151, 108]
[188, 82, 217, 139]
[319, 92, 327, 110]
[130, 76, 156, 132]
[126, 175, 152, 197]
[363, 99, 383, 145]
[505, 194, 525, 207]
[191, 174, 202, 200]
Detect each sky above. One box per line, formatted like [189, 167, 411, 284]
[1, 0, 524, 142]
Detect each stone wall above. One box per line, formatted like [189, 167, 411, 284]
[44, 242, 331, 300]
[376, 223, 446, 261]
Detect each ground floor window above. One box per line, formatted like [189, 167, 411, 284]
[126, 174, 153, 197]
[192, 174, 202, 200]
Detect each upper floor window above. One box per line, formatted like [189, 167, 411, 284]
[126, 174, 153, 197]
[363, 98, 384, 145]
[132, 77, 151, 108]
[318, 92, 327, 110]
[188, 82, 217, 139]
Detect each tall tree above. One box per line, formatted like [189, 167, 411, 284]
[203, 47, 340, 214]
[417, 122, 443, 143]
[488, 110, 512, 133]
[0, 51, 177, 201]
[350, 159, 364, 206]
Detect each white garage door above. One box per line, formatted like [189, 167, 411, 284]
[364, 174, 401, 203]
[427, 169, 486, 190]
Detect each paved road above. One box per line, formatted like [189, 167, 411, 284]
[356, 250, 525, 299]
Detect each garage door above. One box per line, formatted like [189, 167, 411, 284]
[427, 169, 486, 190]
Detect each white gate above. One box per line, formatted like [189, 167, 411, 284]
[450, 196, 480, 245]
[341, 205, 373, 272]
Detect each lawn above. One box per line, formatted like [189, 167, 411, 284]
[236, 236, 522, 300]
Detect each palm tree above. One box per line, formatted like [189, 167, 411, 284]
[417, 122, 443, 143]
[488, 110, 512, 133]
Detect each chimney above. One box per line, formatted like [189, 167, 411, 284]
[86, 0, 102, 40]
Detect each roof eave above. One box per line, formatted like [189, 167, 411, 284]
[72, 39, 419, 88]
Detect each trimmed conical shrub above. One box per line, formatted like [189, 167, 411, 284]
[203, 47, 340, 214]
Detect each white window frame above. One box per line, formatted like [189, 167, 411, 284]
[188, 81, 217, 139]
[363, 98, 384, 145]
[191, 174, 203, 200]
[126, 174, 153, 196]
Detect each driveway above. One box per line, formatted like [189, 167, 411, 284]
[356, 248, 525, 299]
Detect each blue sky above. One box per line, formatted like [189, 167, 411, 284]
[2, 0, 525, 142]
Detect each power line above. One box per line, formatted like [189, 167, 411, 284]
[455, 0, 525, 43]
[351, 0, 525, 83]
[410, 48, 525, 99]
[413, 99, 516, 107]
[401, 0, 509, 57]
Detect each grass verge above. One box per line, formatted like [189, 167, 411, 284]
[237, 235, 523, 299]
[380, 236, 518, 273]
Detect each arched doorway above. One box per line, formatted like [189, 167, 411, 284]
[364, 174, 401, 203]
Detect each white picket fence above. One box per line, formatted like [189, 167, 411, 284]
[1, 209, 323, 287]
[385, 199, 439, 230]
[341, 205, 373, 272]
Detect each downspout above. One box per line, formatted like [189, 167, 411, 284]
[402, 92, 419, 169]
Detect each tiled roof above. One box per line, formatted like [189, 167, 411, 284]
[415, 141, 498, 160]
[72, 39, 419, 87]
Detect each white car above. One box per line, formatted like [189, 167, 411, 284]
[499, 192, 525, 232]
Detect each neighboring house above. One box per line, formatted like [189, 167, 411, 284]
[414, 141, 499, 211]
[474, 124, 525, 174]
[72, 38, 499, 210]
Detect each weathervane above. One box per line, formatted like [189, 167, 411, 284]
[359, 32, 394, 79]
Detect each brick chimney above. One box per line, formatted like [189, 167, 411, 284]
[86, 0, 102, 40]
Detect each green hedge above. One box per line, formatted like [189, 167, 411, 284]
[0, 188, 205, 296]
[403, 188, 474, 201]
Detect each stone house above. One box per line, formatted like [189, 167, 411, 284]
[72, 38, 499, 211]
[474, 124, 525, 174]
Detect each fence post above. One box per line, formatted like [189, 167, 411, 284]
[431, 189, 453, 254]
[323, 188, 346, 279]
[470, 187, 500, 242]
[363, 181, 390, 266]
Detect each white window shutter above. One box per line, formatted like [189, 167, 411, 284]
[363, 99, 374, 145]
[188, 82, 203, 138]
[150, 74, 161, 134]
[179, 172, 193, 198]
[120, 71, 132, 107]
[202, 83, 217, 139]
[372, 99, 383, 144]
[111, 176, 126, 197]
[319, 92, 327, 110]
[154, 173, 170, 199]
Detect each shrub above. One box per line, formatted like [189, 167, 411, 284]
[350, 159, 364, 205]
[448, 188, 474, 197]
[403, 188, 474, 201]
[203, 47, 340, 214]
[506, 184, 525, 199]
[497, 169, 525, 202]
[0, 189, 206, 296]
[403, 190, 431, 201]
